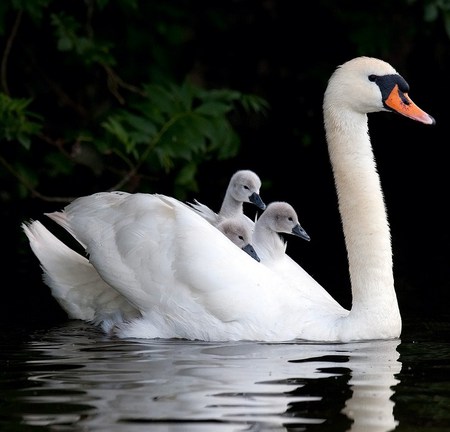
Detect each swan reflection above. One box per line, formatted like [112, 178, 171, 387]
[20, 324, 401, 431]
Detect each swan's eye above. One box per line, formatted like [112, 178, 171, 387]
[368, 75, 377, 82]
[288, 217, 293, 222]
[243, 185, 250, 190]
[238, 235, 244, 241]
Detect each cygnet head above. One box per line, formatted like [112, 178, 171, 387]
[217, 218, 260, 262]
[228, 170, 266, 210]
[257, 201, 310, 241]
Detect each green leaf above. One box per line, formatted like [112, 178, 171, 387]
[124, 112, 158, 136]
[102, 116, 136, 153]
[144, 83, 179, 115]
[194, 101, 232, 117]
[157, 117, 206, 160]
[0, 93, 43, 149]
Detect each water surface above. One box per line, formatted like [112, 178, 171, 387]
[1, 320, 449, 431]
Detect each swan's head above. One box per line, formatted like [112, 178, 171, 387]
[228, 170, 266, 210]
[324, 56, 435, 125]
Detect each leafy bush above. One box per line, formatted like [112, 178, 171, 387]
[0, 0, 268, 202]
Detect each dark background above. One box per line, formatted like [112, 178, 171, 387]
[2, 0, 449, 329]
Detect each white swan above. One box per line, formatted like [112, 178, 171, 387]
[252, 201, 310, 264]
[187, 169, 266, 230]
[22, 56, 435, 342]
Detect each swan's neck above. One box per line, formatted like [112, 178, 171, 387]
[219, 192, 242, 218]
[325, 109, 400, 327]
[253, 224, 285, 261]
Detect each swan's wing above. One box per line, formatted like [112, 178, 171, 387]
[49, 193, 174, 312]
[21, 220, 139, 329]
[57, 193, 294, 328]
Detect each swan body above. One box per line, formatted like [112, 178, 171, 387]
[188, 169, 266, 231]
[22, 56, 435, 342]
[22, 206, 260, 332]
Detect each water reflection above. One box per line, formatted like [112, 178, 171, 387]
[8, 323, 401, 431]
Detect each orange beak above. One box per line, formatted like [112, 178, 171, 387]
[384, 84, 435, 125]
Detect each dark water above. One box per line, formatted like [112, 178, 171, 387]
[1, 319, 449, 432]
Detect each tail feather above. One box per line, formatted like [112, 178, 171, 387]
[22, 220, 139, 331]
[186, 199, 220, 226]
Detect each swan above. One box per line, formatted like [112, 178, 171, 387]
[252, 201, 310, 264]
[22, 56, 435, 342]
[187, 169, 266, 230]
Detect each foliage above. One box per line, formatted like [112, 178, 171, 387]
[409, 0, 450, 38]
[0, 0, 268, 202]
[0, 0, 447, 204]
[0, 92, 42, 148]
